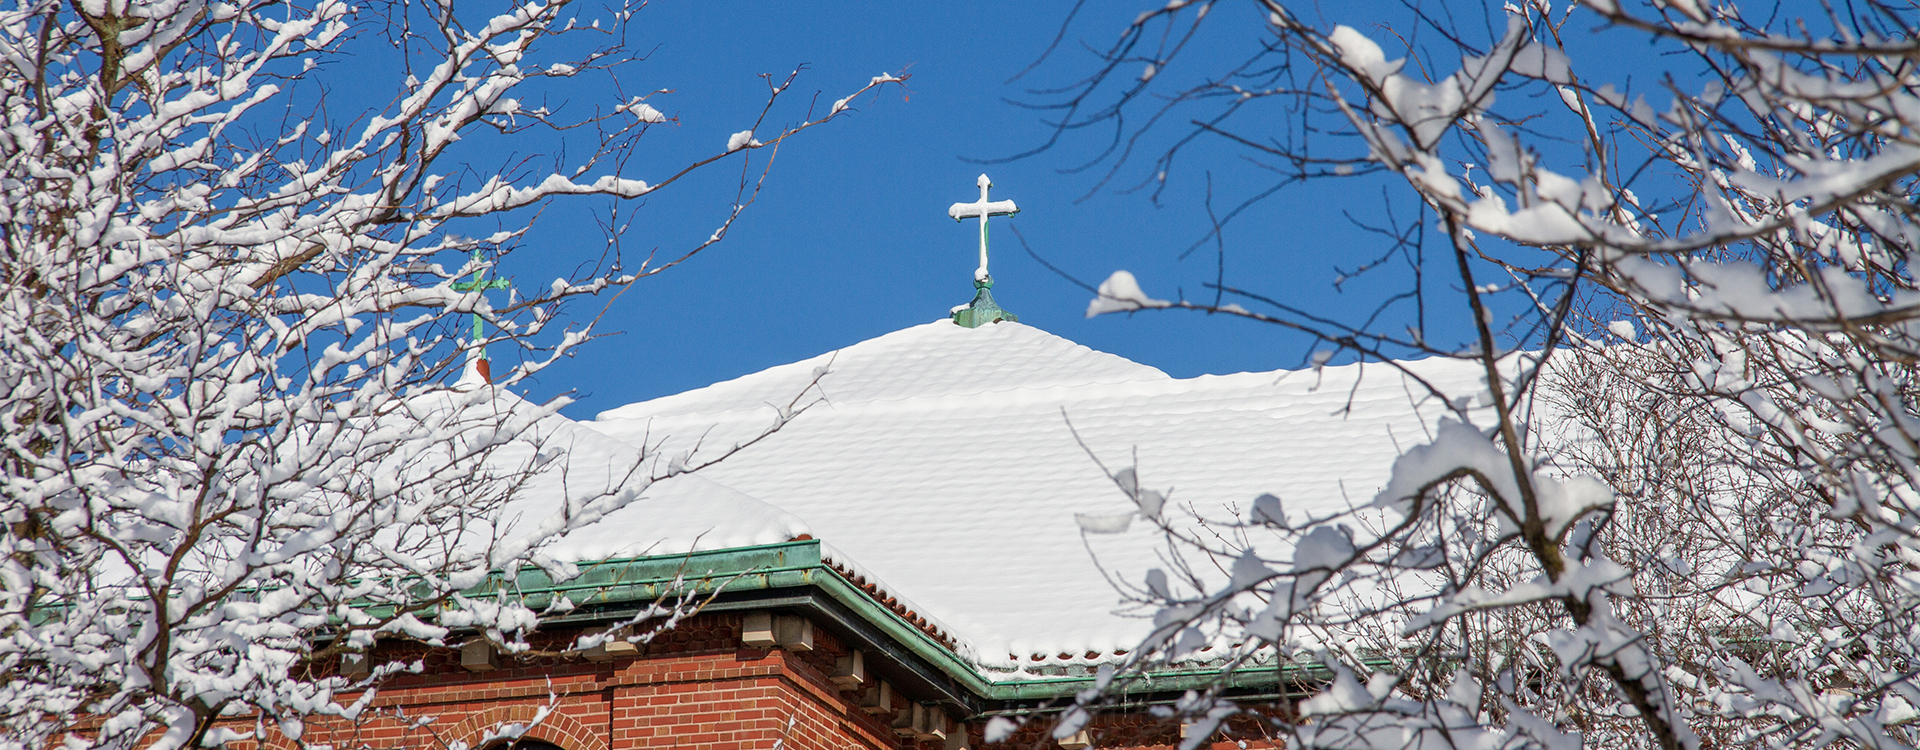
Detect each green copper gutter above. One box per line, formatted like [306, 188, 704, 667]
[464, 540, 1310, 706]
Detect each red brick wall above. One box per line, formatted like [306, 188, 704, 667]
[218, 611, 1219, 750]
[260, 612, 910, 750]
[982, 711, 1287, 750]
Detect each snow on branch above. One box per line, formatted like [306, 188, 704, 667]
[1034, 0, 1920, 746]
[0, 0, 904, 747]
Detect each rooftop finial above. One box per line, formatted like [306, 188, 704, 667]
[946, 174, 1020, 327]
[451, 245, 511, 382]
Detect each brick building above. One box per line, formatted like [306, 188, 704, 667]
[295, 316, 1477, 750]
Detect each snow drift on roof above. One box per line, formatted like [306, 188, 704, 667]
[528, 472, 810, 560]
[409, 384, 811, 564]
[578, 320, 1489, 678]
[595, 318, 1168, 421]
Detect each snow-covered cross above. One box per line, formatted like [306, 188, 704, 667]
[945, 175, 1021, 328]
[948, 174, 1019, 283]
[451, 246, 511, 382]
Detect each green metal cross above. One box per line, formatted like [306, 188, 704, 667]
[450, 247, 511, 366]
[946, 174, 1020, 327]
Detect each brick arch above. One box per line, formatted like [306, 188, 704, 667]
[447, 704, 606, 750]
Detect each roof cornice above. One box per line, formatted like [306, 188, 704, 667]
[467, 540, 1310, 707]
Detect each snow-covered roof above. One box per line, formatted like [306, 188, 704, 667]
[551, 320, 1486, 678]
[432, 378, 812, 560]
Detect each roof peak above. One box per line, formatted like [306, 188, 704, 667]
[594, 320, 1167, 422]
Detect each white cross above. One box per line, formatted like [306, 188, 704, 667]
[948, 174, 1019, 283]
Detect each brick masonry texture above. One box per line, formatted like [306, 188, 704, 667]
[208, 613, 1216, 750]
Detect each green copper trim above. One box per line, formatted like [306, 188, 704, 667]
[952, 278, 1017, 328]
[451, 540, 1300, 701]
[450, 247, 510, 361]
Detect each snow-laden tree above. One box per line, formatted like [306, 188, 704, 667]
[1034, 0, 1920, 748]
[0, 0, 899, 747]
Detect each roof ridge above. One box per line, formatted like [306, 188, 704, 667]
[595, 320, 1169, 423]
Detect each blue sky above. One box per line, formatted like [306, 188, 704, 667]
[467, 1, 1539, 419]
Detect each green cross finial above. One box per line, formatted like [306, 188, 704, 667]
[946, 174, 1020, 328]
[450, 246, 510, 379]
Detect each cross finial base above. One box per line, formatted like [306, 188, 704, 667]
[951, 278, 1017, 328]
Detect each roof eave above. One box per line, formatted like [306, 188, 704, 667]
[472, 540, 1303, 705]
